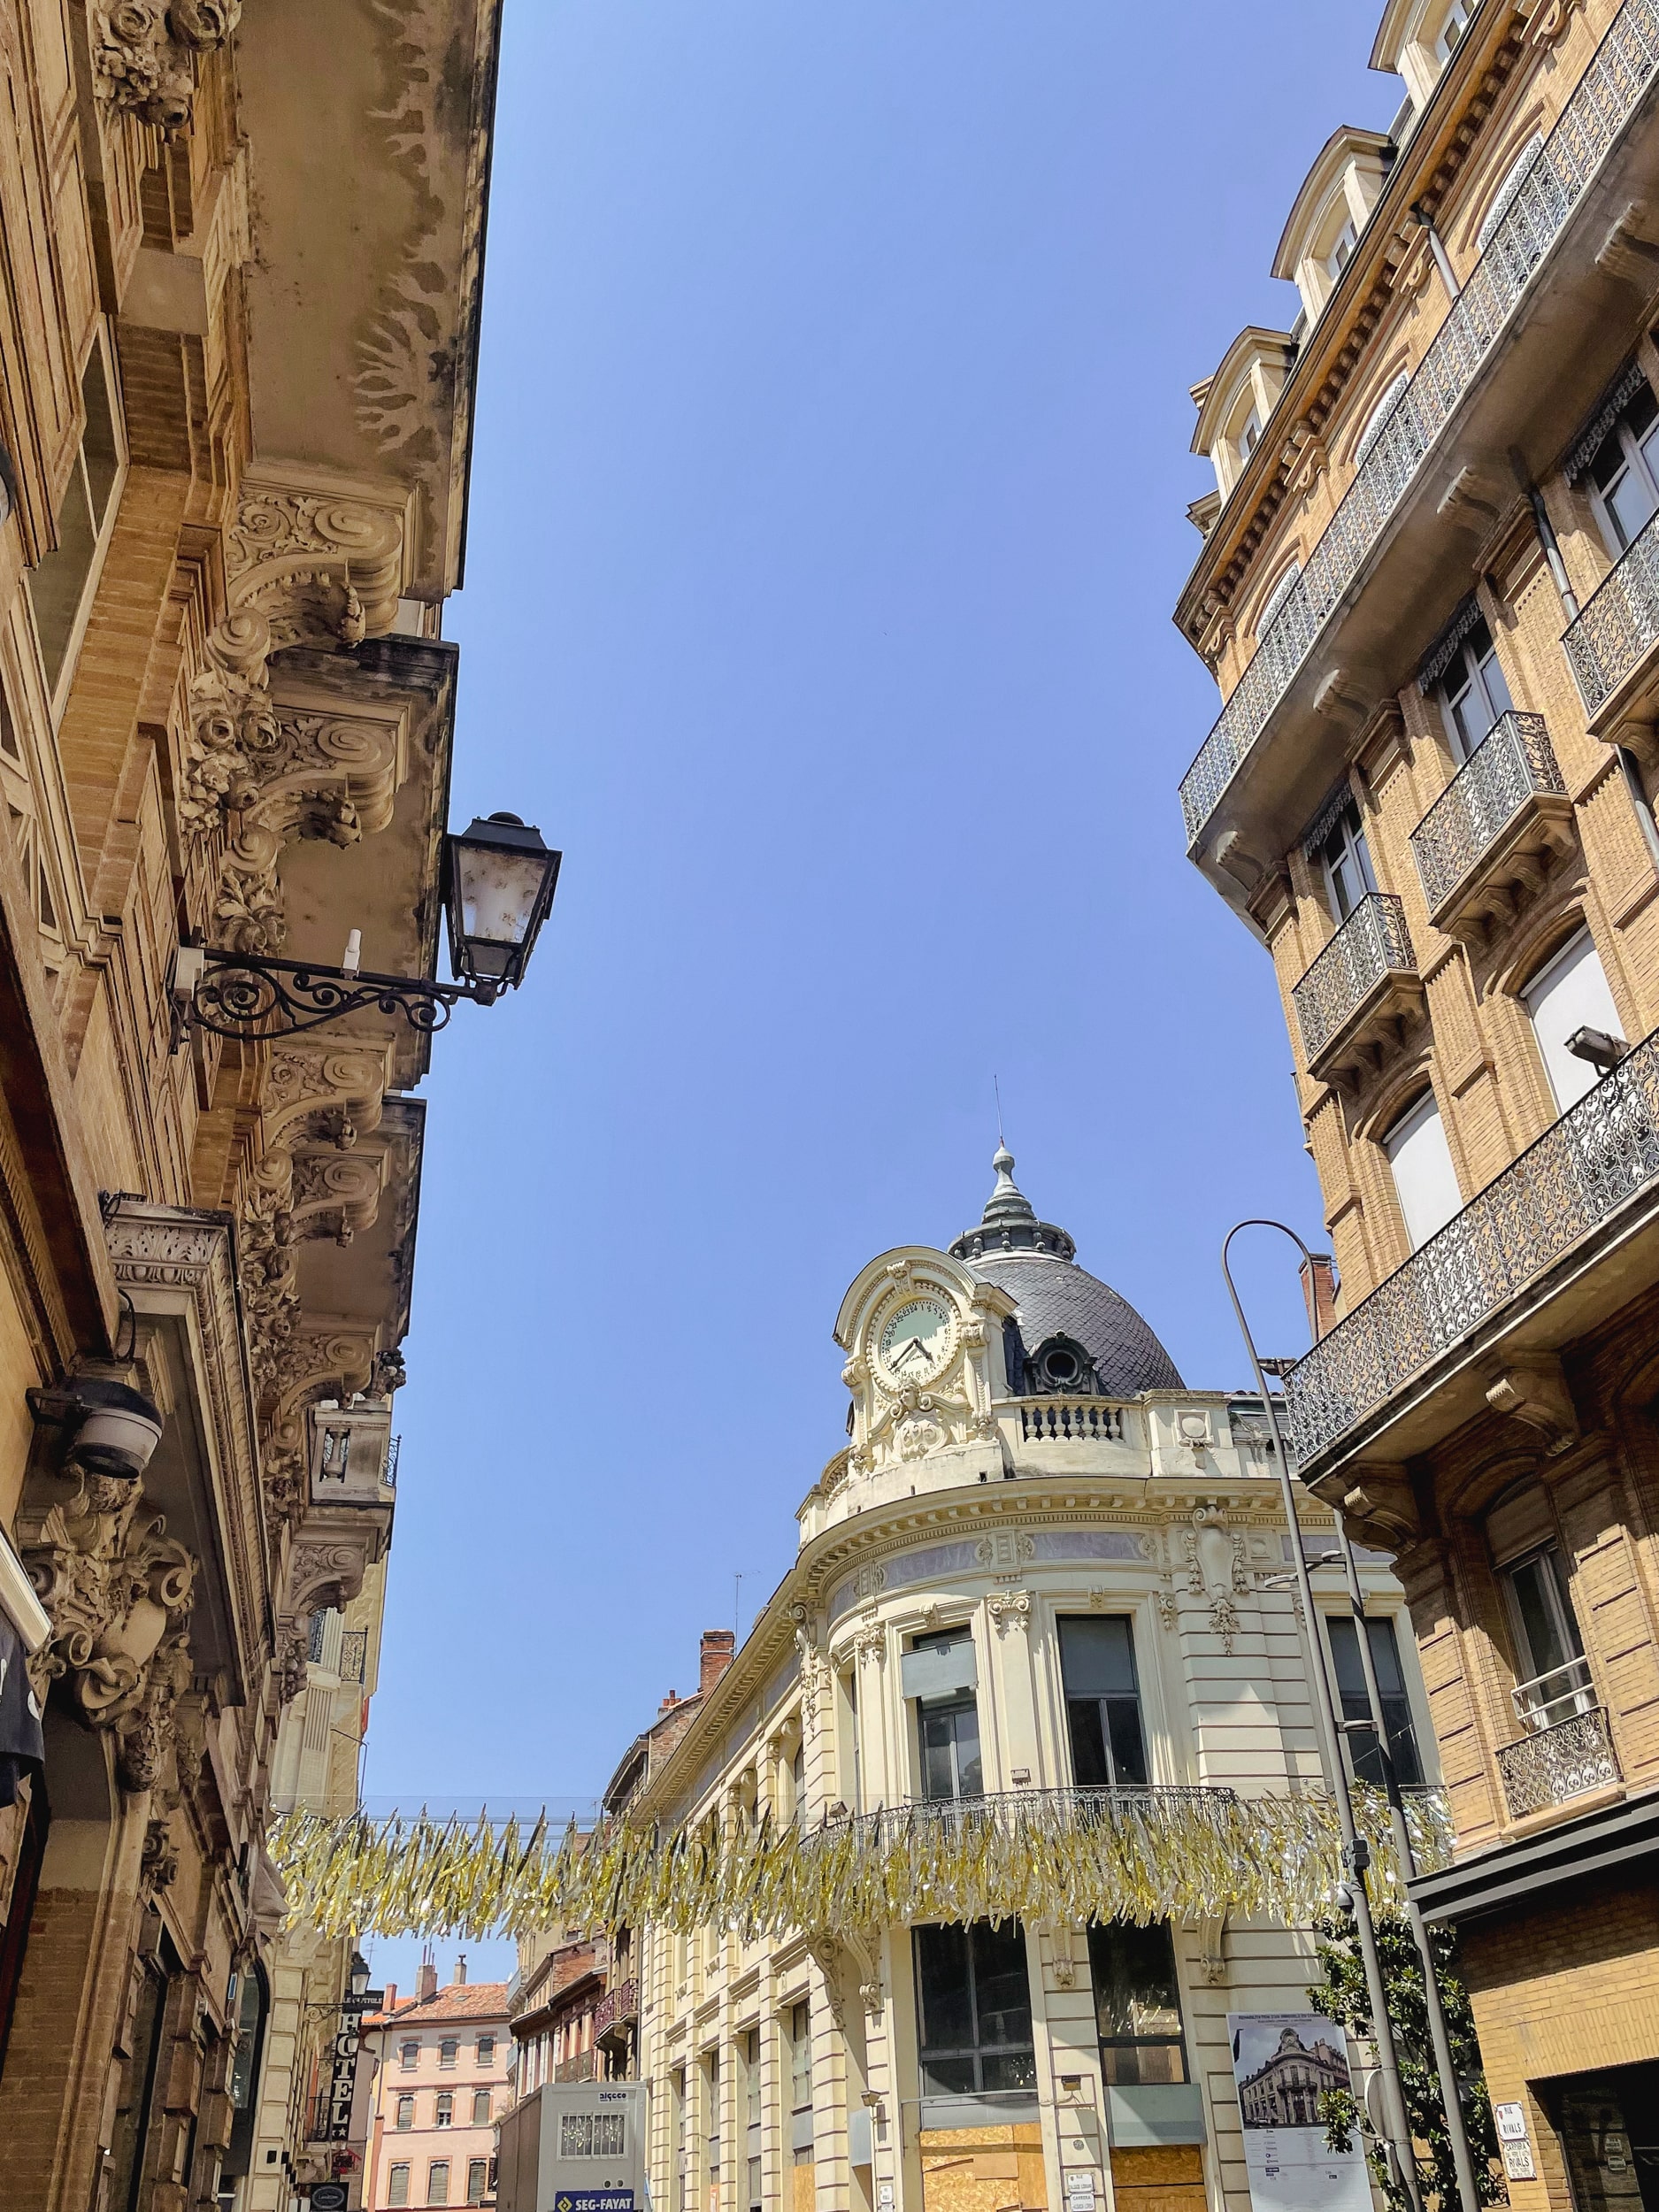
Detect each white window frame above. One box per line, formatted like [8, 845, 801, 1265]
[1438, 615, 1514, 761]
[1383, 1090, 1463, 1252]
[1586, 381, 1659, 557]
[1435, 0, 1472, 62]
[1318, 800, 1377, 922]
[1325, 216, 1358, 285]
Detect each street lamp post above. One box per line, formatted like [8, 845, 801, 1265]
[1223, 1219, 1482, 2212]
[170, 812, 562, 1045]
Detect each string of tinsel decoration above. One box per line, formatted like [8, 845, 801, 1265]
[268, 1787, 1454, 1942]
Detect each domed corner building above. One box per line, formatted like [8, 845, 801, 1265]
[602, 1153, 1434, 2212]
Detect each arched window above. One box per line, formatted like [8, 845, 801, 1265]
[1435, 0, 1472, 63]
[1256, 560, 1302, 637]
[1354, 371, 1410, 467]
[1521, 928, 1624, 1111]
[1477, 133, 1546, 252]
[1382, 1091, 1463, 1250]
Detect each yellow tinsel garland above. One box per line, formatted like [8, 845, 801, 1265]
[268, 1789, 1453, 1942]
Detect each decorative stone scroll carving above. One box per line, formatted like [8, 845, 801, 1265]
[93, 0, 241, 134]
[1184, 1503, 1249, 1655]
[20, 1469, 197, 1795]
[1485, 1356, 1580, 1457]
[987, 1588, 1032, 1635]
[182, 474, 409, 862]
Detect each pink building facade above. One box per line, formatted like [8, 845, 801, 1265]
[364, 1964, 513, 2209]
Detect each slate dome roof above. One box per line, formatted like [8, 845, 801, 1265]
[949, 1148, 1183, 1397]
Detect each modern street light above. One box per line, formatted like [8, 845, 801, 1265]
[170, 811, 562, 1045]
[1222, 1219, 1482, 2212]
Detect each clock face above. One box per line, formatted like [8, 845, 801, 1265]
[879, 1297, 952, 1382]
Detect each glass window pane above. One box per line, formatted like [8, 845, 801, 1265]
[969, 1921, 1034, 2049]
[1509, 1553, 1579, 1681]
[1608, 460, 1656, 550]
[914, 1925, 973, 2053]
[1066, 1699, 1110, 1788]
[81, 345, 119, 526]
[1478, 640, 1512, 720]
[1105, 1699, 1149, 1786]
[27, 467, 96, 694]
[1058, 1617, 1139, 1698]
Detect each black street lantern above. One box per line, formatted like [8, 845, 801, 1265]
[170, 808, 562, 1044]
[442, 812, 562, 1000]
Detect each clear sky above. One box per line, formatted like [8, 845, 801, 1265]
[357, 0, 1400, 1987]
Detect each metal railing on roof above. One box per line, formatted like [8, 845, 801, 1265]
[1179, 0, 1659, 848]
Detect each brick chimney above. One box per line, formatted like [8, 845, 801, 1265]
[454, 1954, 467, 1985]
[1300, 1253, 1338, 1342]
[383, 1982, 397, 2014]
[700, 1629, 735, 1695]
[416, 1958, 437, 2002]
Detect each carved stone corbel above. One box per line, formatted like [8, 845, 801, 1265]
[92, 0, 241, 134]
[19, 1468, 197, 1797]
[1596, 202, 1659, 288]
[1485, 1356, 1580, 1455]
[1334, 1463, 1419, 1550]
[986, 1588, 1032, 1635]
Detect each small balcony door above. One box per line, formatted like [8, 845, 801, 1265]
[1503, 1546, 1592, 1731]
[1317, 801, 1377, 921]
[1437, 614, 1513, 760]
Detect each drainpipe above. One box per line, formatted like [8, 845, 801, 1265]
[1524, 476, 1581, 621]
[1410, 202, 1461, 301]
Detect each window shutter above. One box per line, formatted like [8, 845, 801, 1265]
[1384, 1094, 1463, 1250]
[1523, 931, 1624, 1110]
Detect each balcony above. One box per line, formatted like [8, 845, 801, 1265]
[1179, 0, 1659, 864]
[1288, 1023, 1659, 1474]
[555, 2049, 597, 2083]
[593, 1979, 637, 2039]
[1497, 1699, 1620, 1822]
[1291, 894, 1421, 1086]
[1016, 1399, 1125, 1443]
[1409, 712, 1573, 937]
[1563, 503, 1659, 722]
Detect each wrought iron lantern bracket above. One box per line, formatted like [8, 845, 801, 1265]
[169, 946, 501, 1048]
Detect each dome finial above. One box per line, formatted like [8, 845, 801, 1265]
[981, 1141, 1035, 1228]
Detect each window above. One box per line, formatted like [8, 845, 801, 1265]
[388, 2164, 411, 2208]
[672, 2069, 688, 2212]
[26, 334, 125, 703]
[1256, 560, 1302, 638]
[428, 2161, 451, 2206]
[704, 2049, 720, 2210]
[1239, 404, 1263, 461]
[1523, 929, 1625, 1112]
[477, 2034, 495, 2064]
[1438, 613, 1513, 760]
[1477, 133, 1546, 254]
[1383, 1092, 1463, 1252]
[1317, 799, 1377, 921]
[1354, 370, 1410, 469]
[401, 2039, 419, 2070]
[560, 2114, 626, 2158]
[435, 2093, 453, 2128]
[742, 2027, 763, 2212]
[396, 2095, 415, 2130]
[913, 1921, 1036, 2095]
[909, 1629, 982, 1801]
[439, 2038, 458, 2069]
[1325, 1616, 1424, 1787]
[472, 2090, 491, 2125]
[1087, 1922, 1188, 2085]
[788, 1999, 812, 2166]
[1587, 380, 1659, 554]
[1435, 0, 1471, 61]
[1503, 1546, 1590, 1726]
[1058, 1616, 1148, 1788]
[1325, 217, 1358, 284]
[467, 2162, 489, 2207]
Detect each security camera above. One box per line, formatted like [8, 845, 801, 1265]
[1566, 1025, 1629, 1075]
[1332, 1880, 1358, 1916]
[69, 1376, 164, 1481]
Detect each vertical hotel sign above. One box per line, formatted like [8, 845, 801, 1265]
[323, 1987, 384, 2142]
[1228, 2014, 1371, 2212]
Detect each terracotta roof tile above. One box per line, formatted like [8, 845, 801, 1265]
[365, 1981, 511, 2030]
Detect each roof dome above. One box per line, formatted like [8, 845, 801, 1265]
[949, 1148, 1183, 1397]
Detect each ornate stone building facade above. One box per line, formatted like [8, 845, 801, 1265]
[618, 1159, 1431, 2212]
[0, 4, 503, 2207]
[1176, 0, 1659, 2195]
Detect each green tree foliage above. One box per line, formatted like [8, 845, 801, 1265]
[1308, 1911, 1507, 2211]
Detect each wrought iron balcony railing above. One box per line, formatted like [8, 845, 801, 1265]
[1495, 1704, 1620, 1819]
[826, 1786, 1238, 1849]
[1409, 711, 1567, 917]
[593, 1979, 637, 2038]
[1288, 1024, 1659, 1463]
[338, 1628, 368, 1685]
[1563, 501, 1659, 711]
[1178, 0, 1659, 848]
[1291, 893, 1417, 1070]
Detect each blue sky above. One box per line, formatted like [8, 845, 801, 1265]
[359, 0, 1399, 1987]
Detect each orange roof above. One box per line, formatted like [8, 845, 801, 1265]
[365, 1981, 511, 2030]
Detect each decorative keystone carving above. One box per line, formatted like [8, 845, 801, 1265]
[20, 1470, 196, 1795]
[1184, 1503, 1248, 1654]
[1485, 1356, 1580, 1456]
[142, 1815, 180, 1893]
[93, 0, 241, 134]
